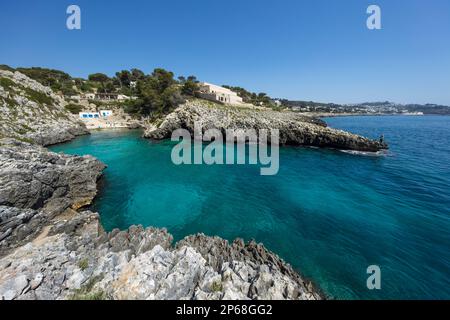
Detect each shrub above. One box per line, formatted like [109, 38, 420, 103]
[211, 280, 223, 292]
[0, 77, 15, 90]
[0, 64, 15, 72]
[24, 88, 54, 105]
[78, 258, 89, 271]
[68, 275, 106, 300]
[17, 67, 71, 88]
[65, 103, 83, 114]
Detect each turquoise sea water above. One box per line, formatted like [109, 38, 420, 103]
[50, 116, 450, 300]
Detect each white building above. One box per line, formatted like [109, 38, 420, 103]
[79, 112, 100, 119]
[80, 93, 130, 101]
[100, 110, 113, 117]
[81, 93, 96, 100]
[198, 82, 244, 105]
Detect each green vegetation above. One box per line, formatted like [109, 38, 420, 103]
[17, 67, 72, 93]
[68, 275, 106, 300]
[78, 258, 89, 271]
[65, 103, 83, 114]
[179, 75, 200, 97]
[222, 85, 279, 109]
[69, 290, 106, 300]
[16, 124, 35, 135]
[8, 64, 293, 120]
[0, 64, 15, 72]
[24, 87, 54, 105]
[123, 68, 184, 118]
[1, 96, 18, 108]
[0, 77, 15, 90]
[211, 280, 223, 292]
[13, 136, 34, 144]
[88, 73, 110, 93]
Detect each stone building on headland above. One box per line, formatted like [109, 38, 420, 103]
[198, 82, 244, 105]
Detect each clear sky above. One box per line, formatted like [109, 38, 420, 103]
[1, 0, 449, 105]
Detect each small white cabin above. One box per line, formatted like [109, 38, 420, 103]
[100, 110, 113, 117]
[79, 112, 100, 119]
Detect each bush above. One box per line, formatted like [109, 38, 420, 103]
[61, 83, 78, 96]
[17, 67, 71, 88]
[0, 64, 15, 72]
[78, 258, 89, 271]
[65, 103, 83, 114]
[24, 88, 54, 105]
[0, 77, 15, 90]
[68, 275, 106, 300]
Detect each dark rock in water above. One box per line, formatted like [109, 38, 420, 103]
[143, 101, 387, 152]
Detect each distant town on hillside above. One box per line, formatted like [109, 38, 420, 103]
[279, 100, 450, 115]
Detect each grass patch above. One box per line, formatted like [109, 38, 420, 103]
[70, 290, 106, 300]
[14, 136, 34, 144]
[65, 103, 83, 114]
[211, 280, 223, 292]
[88, 99, 104, 109]
[24, 87, 54, 105]
[0, 77, 15, 90]
[68, 275, 106, 300]
[78, 258, 89, 271]
[15, 124, 35, 135]
[1, 96, 18, 108]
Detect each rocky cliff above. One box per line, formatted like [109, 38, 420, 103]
[144, 100, 388, 152]
[0, 70, 88, 146]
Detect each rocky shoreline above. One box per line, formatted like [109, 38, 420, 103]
[0, 70, 323, 300]
[144, 100, 388, 152]
[0, 138, 322, 300]
[0, 70, 370, 300]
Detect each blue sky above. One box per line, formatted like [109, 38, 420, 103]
[1, 0, 449, 105]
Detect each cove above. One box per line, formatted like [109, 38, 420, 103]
[50, 116, 450, 300]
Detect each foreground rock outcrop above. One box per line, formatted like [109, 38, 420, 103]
[0, 139, 105, 255]
[0, 70, 88, 146]
[0, 139, 322, 300]
[0, 211, 321, 300]
[144, 100, 387, 152]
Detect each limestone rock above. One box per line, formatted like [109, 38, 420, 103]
[144, 100, 387, 152]
[0, 70, 89, 146]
